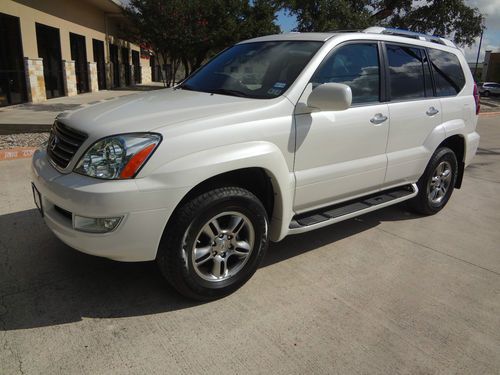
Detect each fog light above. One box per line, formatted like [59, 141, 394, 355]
[73, 215, 123, 233]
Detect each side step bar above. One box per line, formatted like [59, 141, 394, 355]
[288, 183, 418, 235]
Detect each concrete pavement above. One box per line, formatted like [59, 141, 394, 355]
[0, 116, 499, 374]
[480, 96, 500, 112]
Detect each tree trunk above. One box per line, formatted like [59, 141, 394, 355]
[157, 50, 167, 87]
[182, 58, 189, 79]
[172, 58, 180, 86]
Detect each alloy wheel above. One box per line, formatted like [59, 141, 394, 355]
[428, 161, 452, 204]
[191, 211, 255, 282]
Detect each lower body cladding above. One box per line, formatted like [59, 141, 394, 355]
[31, 149, 186, 262]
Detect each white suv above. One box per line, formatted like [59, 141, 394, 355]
[31, 27, 480, 300]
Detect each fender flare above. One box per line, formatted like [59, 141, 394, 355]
[423, 119, 466, 156]
[149, 141, 295, 241]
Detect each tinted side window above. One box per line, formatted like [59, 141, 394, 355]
[311, 43, 380, 104]
[387, 44, 429, 100]
[428, 49, 465, 96]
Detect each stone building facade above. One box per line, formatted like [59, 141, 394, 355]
[0, 0, 152, 107]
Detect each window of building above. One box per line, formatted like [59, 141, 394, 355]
[428, 49, 465, 96]
[0, 12, 27, 106]
[311, 43, 380, 104]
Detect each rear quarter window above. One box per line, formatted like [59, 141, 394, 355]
[428, 49, 465, 96]
[386, 44, 433, 100]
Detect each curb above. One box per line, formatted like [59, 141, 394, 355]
[479, 111, 500, 117]
[0, 147, 37, 161]
[0, 124, 52, 135]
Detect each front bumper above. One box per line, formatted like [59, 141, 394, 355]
[31, 149, 187, 261]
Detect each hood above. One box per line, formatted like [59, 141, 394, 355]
[57, 88, 270, 138]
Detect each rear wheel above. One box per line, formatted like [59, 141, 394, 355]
[410, 147, 458, 215]
[156, 187, 269, 301]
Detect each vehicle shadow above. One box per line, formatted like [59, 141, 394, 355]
[263, 204, 418, 267]
[0, 204, 420, 331]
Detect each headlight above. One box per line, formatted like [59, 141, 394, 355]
[74, 133, 161, 179]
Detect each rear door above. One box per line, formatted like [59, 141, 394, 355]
[383, 43, 442, 186]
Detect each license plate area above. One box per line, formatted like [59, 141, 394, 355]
[31, 183, 44, 217]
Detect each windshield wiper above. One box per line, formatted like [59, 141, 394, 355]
[210, 88, 248, 98]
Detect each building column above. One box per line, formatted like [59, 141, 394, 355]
[106, 62, 113, 89]
[130, 65, 136, 86]
[62, 60, 77, 96]
[88, 62, 99, 92]
[24, 58, 46, 103]
[141, 65, 152, 84]
[119, 64, 126, 87]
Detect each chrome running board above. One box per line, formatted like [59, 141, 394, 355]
[288, 183, 418, 235]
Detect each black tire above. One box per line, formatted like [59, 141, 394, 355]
[483, 90, 490, 97]
[410, 147, 458, 215]
[156, 187, 269, 301]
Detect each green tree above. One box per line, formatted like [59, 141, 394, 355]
[125, 0, 280, 86]
[282, 0, 372, 32]
[282, 0, 484, 46]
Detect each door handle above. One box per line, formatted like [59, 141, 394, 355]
[370, 113, 388, 125]
[426, 106, 439, 116]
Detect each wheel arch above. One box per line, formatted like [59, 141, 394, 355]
[179, 167, 276, 220]
[437, 135, 465, 188]
[152, 141, 295, 243]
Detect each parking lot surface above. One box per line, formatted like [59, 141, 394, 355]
[1, 116, 499, 374]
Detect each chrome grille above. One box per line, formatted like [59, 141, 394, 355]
[47, 121, 87, 169]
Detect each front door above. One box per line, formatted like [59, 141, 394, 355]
[36, 23, 64, 99]
[92, 39, 106, 90]
[294, 42, 389, 212]
[70, 32, 89, 93]
[0, 12, 27, 107]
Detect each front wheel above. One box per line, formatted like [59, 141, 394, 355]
[157, 187, 269, 301]
[410, 147, 458, 215]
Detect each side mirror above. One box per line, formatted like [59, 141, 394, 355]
[307, 83, 352, 112]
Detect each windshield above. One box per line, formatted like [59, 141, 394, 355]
[180, 41, 323, 99]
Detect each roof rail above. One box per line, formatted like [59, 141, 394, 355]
[363, 27, 457, 48]
[327, 29, 362, 33]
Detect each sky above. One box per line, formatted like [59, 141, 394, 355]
[275, 1, 500, 63]
[462, 0, 500, 62]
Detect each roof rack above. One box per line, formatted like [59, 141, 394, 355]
[363, 27, 457, 48]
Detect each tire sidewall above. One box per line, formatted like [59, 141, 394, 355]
[420, 147, 458, 213]
[159, 188, 269, 300]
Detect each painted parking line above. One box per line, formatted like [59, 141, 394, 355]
[0, 147, 37, 161]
